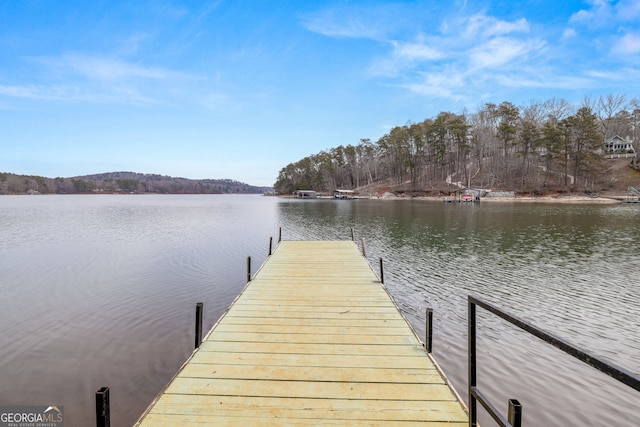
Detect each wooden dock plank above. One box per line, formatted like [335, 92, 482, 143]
[145, 395, 468, 423]
[135, 240, 467, 426]
[206, 331, 419, 345]
[163, 378, 458, 402]
[214, 323, 412, 335]
[219, 317, 410, 328]
[195, 340, 426, 356]
[140, 414, 466, 427]
[190, 351, 437, 370]
[177, 364, 443, 383]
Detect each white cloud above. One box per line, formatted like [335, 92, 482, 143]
[393, 41, 445, 61]
[369, 39, 446, 77]
[615, 0, 640, 20]
[569, 0, 614, 26]
[612, 31, 640, 54]
[0, 84, 41, 98]
[469, 37, 543, 70]
[300, 5, 400, 40]
[569, 0, 640, 27]
[464, 14, 530, 38]
[31, 54, 183, 82]
[307, 4, 635, 105]
[0, 82, 160, 105]
[303, 16, 381, 39]
[562, 28, 578, 40]
[403, 70, 467, 99]
[0, 53, 205, 106]
[495, 73, 595, 90]
[586, 67, 640, 82]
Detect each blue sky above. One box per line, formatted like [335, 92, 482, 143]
[2, 0, 640, 186]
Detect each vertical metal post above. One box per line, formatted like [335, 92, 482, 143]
[351, 227, 355, 241]
[269, 237, 273, 256]
[195, 302, 203, 349]
[379, 258, 384, 284]
[508, 399, 522, 427]
[361, 237, 366, 257]
[469, 299, 477, 427]
[247, 256, 251, 282]
[278, 227, 282, 243]
[95, 387, 110, 427]
[425, 307, 433, 353]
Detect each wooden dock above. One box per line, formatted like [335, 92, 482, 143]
[135, 240, 468, 426]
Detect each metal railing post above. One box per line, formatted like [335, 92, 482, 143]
[469, 299, 477, 427]
[247, 256, 251, 282]
[351, 227, 355, 241]
[269, 237, 273, 256]
[379, 258, 384, 284]
[278, 227, 282, 243]
[195, 302, 203, 349]
[96, 387, 110, 427]
[425, 307, 433, 353]
[508, 399, 522, 427]
[361, 237, 366, 257]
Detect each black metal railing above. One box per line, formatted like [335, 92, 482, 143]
[468, 295, 640, 427]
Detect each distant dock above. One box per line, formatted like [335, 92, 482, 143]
[134, 240, 468, 425]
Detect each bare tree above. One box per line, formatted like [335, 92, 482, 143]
[596, 94, 628, 139]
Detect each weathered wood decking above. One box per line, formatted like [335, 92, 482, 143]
[135, 240, 468, 426]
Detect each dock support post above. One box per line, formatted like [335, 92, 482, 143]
[269, 237, 273, 256]
[247, 256, 251, 282]
[508, 399, 522, 427]
[195, 302, 203, 349]
[278, 227, 282, 243]
[379, 258, 384, 284]
[351, 227, 355, 241]
[361, 238, 366, 257]
[95, 387, 110, 427]
[425, 307, 433, 353]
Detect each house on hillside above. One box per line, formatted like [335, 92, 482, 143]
[604, 135, 635, 153]
[603, 135, 636, 159]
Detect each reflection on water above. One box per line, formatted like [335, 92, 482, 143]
[0, 195, 638, 426]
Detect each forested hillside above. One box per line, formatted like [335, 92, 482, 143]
[274, 95, 640, 195]
[0, 171, 271, 195]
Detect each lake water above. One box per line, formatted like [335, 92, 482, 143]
[0, 195, 638, 426]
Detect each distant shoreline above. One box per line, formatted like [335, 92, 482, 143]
[376, 193, 629, 204]
[284, 193, 633, 204]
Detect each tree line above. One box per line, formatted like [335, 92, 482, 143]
[274, 95, 640, 194]
[0, 171, 271, 195]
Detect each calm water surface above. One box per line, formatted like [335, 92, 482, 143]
[0, 195, 638, 426]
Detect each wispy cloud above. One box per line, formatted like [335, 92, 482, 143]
[612, 31, 640, 54]
[0, 53, 203, 106]
[463, 14, 530, 38]
[30, 53, 187, 82]
[569, 0, 613, 27]
[569, 0, 640, 58]
[300, 3, 407, 40]
[367, 10, 546, 100]
[571, 0, 640, 25]
[370, 39, 446, 77]
[469, 37, 543, 70]
[306, 3, 640, 105]
[393, 41, 445, 61]
[0, 82, 160, 105]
